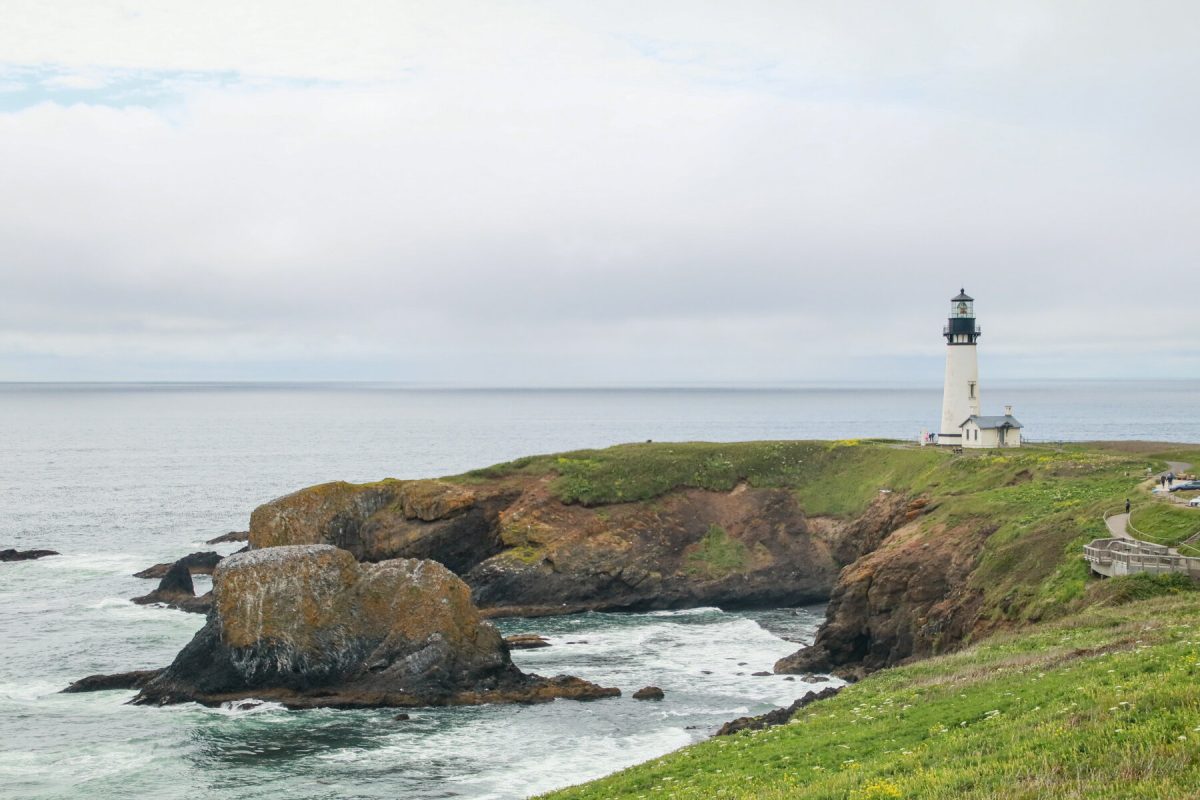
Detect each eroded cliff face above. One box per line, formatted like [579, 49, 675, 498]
[248, 476, 924, 617]
[774, 519, 992, 680]
[132, 545, 617, 708]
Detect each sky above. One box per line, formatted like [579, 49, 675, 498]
[1, 1, 1198, 384]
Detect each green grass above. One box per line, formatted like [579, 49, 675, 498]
[1129, 503, 1200, 548]
[462, 440, 952, 516]
[686, 525, 749, 576]
[539, 593, 1200, 800]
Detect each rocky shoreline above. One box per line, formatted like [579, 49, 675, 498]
[73, 545, 619, 710]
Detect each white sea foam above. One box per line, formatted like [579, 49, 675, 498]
[643, 606, 724, 617]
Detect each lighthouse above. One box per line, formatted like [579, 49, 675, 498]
[938, 289, 981, 446]
[936, 289, 1023, 448]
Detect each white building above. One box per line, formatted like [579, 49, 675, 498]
[961, 406, 1023, 448]
[936, 289, 1022, 448]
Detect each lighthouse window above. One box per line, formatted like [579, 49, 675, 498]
[968, 381, 976, 399]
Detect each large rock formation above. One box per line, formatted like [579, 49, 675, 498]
[130, 545, 618, 709]
[774, 520, 990, 679]
[249, 477, 923, 616]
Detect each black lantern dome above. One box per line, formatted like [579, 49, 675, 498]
[944, 288, 981, 344]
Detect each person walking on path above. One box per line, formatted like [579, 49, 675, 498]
[1126, 498, 1132, 514]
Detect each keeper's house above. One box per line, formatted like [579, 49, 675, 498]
[960, 405, 1023, 449]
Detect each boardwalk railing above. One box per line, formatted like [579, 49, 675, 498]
[1084, 537, 1200, 580]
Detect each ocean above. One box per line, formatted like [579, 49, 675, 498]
[1, 381, 1196, 799]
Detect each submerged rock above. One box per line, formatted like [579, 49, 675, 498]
[632, 686, 665, 701]
[716, 686, 841, 736]
[0, 548, 59, 562]
[131, 545, 618, 709]
[504, 634, 551, 649]
[133, 551, 223, 579]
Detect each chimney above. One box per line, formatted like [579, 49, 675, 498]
[1004, 404, 1013, 417]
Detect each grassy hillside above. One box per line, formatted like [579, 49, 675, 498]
[1130, 503, 1200, 548]
[539, 586, 1200, 800]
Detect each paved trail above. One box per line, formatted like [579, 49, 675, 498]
[1106, 513, 1132, 540]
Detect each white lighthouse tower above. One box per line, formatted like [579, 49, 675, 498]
[938, 289, 981, 446]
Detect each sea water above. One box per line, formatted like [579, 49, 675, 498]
[0, 381, 1196, 799]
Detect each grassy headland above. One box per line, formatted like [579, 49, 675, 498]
[503, 440, 1200, 799]
[460, 440, 1198, 626]
[539, 589, 1200, 800]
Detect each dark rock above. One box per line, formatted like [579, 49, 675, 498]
[393, 712, 410, 721]
[131, 563, 213, 614]
[133, 562, 192, 601]
[752, 671, 771, 676]
[632, 686, 664, 701]
[130, 545, 619, 709]
[231, 701, 262, 711]
[783, 676, 795, 681]
[62, 669, 163, 693]
[504, 634, 551, 649]
[716, 686, 841, 736]
[0, 548, 59, 562]
[134, 551, 222, 579]
[206, 531, 249, 545]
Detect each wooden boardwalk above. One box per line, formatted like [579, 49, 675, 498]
[1086, 461, 1199, 581]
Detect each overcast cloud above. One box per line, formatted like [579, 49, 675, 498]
[1, 1, 1198, 382]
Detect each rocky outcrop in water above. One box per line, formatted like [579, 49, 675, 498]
[1, 548, 59, 562]
[205, 531, 249, 545]
[248, 477, 922, 616]
[130, 545, 618, 709]
[134, 551, 223, 579]
[63, 669, 163, 693]
[131, 562, 213, 614]
[504, 634, 551, 649]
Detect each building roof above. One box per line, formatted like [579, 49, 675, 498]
[961, 414, 1023, 430]
[952, 288, 974, 302]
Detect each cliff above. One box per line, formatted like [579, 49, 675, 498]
[247, 442, 932, 616]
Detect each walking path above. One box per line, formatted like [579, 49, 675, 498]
[1085, 460, 1199, 579]
[1106, 513, 1132, 540]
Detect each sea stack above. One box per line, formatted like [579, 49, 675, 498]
[130, 545, 617, 709]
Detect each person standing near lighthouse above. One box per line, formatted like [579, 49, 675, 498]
[938, 289, 981, 446]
